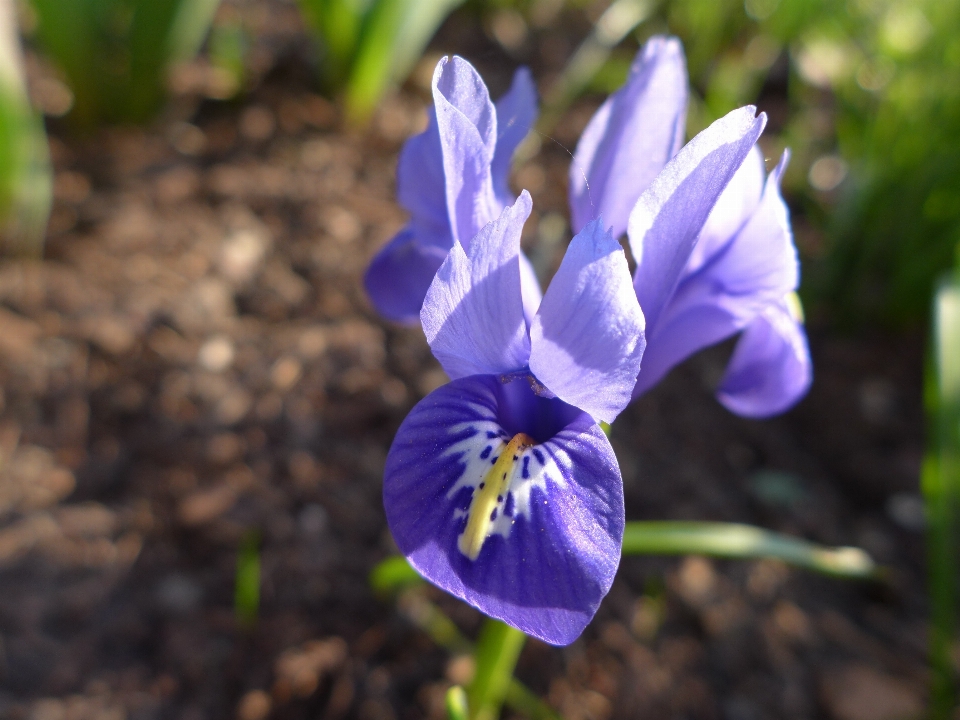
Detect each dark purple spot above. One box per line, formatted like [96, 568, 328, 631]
[490, 508, 498, 521]
[480, 445, 492, 460]
[479, 482, 485, 489]
[491, 455, 499, 465]
[486, 431, 499, 439]
[512, 455, 518, 461]
[504, 493, 514, 517]
[522, 456, 530, 479]
[497, 495, 503, 502]
[533, 449, 545, 466]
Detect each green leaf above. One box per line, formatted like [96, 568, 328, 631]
[234, 530, 261, 628]
[369, 554, 424, 593]
[621, 521, 878, 579]
[445, 685, 469, 720]
[468, 620, 526, 720]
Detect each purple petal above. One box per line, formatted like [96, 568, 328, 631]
[422, 192, 533, 379]
[632, 150, 796, 398]
[492, 67, 538, 206]
[529, 219, 645, 423]
[687, 145, 766, 275]
[716, 295, 812, 417]
[364, 227, 449, 324]
[383, 375, 624, 646]
[433, 56, 502, 246]
[519, 250, 543, 323]
[628, 106, 767, 331]
[570, 36, 688, 239]
[395, 108, 452, 250]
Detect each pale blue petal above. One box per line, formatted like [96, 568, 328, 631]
[529, 219, 645, 423]
[433, 56, 502, 246]
[421, 192, 533, 379]
[632, 150, 796, 398]
[716, 297, 812, 417]
[519, 250, 543, 324]
[364, 227, 448, 324]
[396, 108, 452, 250]
[570, 36, 688, 239]
[492, 67, 538, 206]
[628, 106, 767, 331]
[383, 375, 624, 646]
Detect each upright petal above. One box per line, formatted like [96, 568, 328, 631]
[628, 106, 767, 331]
[422, 192, 533, 379]
[570, 36, 688, 239]
[433, 56, 502, 246]
[492, 67, 538, 206]
[716, 295, 812, 417]
[632, 150, 796, 398]
[364, 227, 449, 324]
[383, 375, 624, 646]
[518, 250, 543, 323]
[396, 109, 451, 249]
[529, 219, 645, 423]
[686, 145, 766, 275]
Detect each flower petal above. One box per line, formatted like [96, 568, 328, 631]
[433, 56, 502, 246]
[519, 250, 543, 323]
[686, 145, 766, 275]
[529, 219, 645, 423]
[632, 150, 796, 398]
[383, 375, 624, 646]
[422, 192, 533, 379]
[364, 227, 449, 324]
[716, 295, 812, 417]
[396, 109, 452, 249]
[492, 67, 538, 207]
[628, 106, 767, 331]
[570, 36, 688, 239]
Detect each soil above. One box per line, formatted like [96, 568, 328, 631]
[0, 4, 930, 720]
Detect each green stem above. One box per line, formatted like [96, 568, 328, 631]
[621, 521, 878, 579]
[468, 620, 527, 720]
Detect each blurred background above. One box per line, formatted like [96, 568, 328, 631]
[0, 0, 953, 718]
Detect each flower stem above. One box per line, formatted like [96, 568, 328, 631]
[621, 521, 878, 579]
[468, 619, 527, 720]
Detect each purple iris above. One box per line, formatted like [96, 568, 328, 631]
[571, 36, 812, 417]
[383, 190, 645, 645]
[364, 55, 541, 324]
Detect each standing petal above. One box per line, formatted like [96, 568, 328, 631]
[628, 106, 767, 331]
[529, 219, 645, 423]
[716, 295, 812, 417]
[570, 36, 688, 239]
[383, 375, 624, 646]
[364, 227, 448, 324]
[632, 150, 796, 398]
[433, 56, 502, 247]
[422, 192, 533, 379]
[492, 67, 538, 207]
[396, 109, 451, 250]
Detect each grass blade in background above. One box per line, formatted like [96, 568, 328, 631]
[468, 619, 526, 720]
[235, 530, 261, 629]
[27, 0, 221, 125]
[622, 521, 878, 578]
[925, 277, 960, 717]
[0, 0, 50, 256]
[297, 0, 463, 123]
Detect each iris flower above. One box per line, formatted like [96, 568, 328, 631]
[570, 36, 812, 417]
[364, 55, 540, 324]
[383, 190, 645, 645]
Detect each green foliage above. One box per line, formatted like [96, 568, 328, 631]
[234, 530, 261, 628]
[924, 276, 960, 715]
[27, 0, 221, 126]
[296, 0, 465, 122]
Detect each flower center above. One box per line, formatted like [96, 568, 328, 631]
[457, 432, 535, 560]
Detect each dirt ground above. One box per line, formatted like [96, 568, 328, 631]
[0, 4, 931, 720]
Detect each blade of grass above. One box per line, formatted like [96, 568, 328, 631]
[925, 276, 960, 717]
[445, 685, 469, 720]
[235, 530, 261, 629]
[621, 521, 878, 579]
[468, 620, 526, 720]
